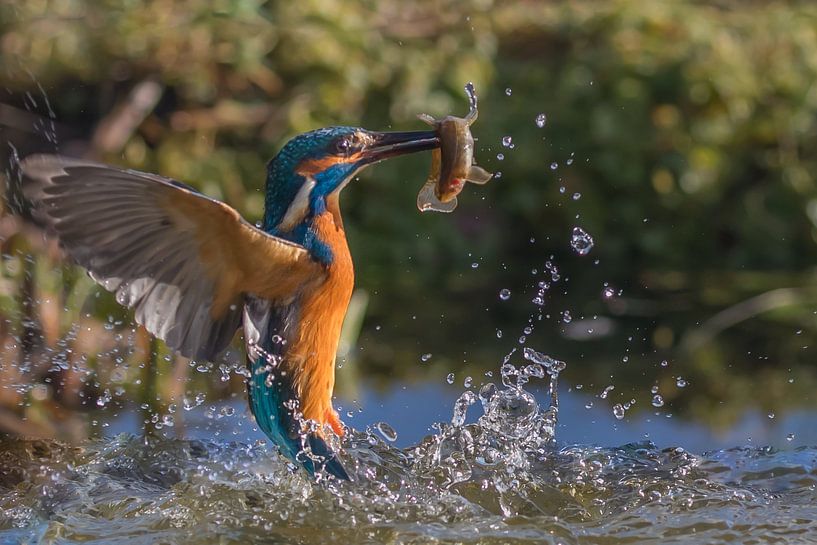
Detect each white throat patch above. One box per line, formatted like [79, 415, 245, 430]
[277, 176, 316, 232]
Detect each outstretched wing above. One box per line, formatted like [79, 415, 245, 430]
[21, 154, 324, 361]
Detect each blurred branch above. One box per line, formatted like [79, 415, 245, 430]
[170, 101, 274, 132]
[680, 287, 817, 353]
[91, 79, 163, 155]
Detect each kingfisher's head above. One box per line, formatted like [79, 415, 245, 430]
[264, 126, 437, 236]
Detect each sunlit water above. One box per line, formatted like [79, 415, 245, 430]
[2, 352, 816, 545]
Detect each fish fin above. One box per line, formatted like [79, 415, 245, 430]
[464, 82, 478, 124]
[21, 154, 323, 361]
[417, 113, 437, 126]
[466, 165, 493, 185]
[417, 181, 457, 213]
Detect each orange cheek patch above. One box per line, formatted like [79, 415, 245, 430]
[295, 153, 364, 177]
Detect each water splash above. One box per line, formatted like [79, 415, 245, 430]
[2, 407, 816, 544]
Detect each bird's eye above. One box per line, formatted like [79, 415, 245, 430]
[335, 136, 358, 155]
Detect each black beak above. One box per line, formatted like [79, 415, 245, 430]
[361, 130, 439, 164]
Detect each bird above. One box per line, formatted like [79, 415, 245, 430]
[19, 126, 439, 480]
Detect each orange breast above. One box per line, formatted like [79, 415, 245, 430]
[282, 194, 353, 436]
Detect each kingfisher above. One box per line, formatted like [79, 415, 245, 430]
[20, 126, 438, 480]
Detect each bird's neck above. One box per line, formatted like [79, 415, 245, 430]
[263, 171, 344, 267]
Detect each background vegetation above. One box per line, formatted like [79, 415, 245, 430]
[0, 0, 816, 440]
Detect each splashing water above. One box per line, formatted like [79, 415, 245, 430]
[2, 350, 816, 544]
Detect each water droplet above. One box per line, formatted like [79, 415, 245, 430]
[502, 135, 513, 147]
[375, 421, 398, 442]
[446, 373, 455, 384]
[535, 113, 547, 128]
[570, 227, 594, 256]
[676, 377, 687, 388]
[471, 262, 479, 269]
[464, 376, 473, 388]
[603, 287, 615, 299]
[787, 433, 795, 442]
[505, 87, 512, 96]
[496, 329, 503, 338]
[452, 391, 477, 426]
[768, 412, 775, 419]
[651, 394, 664, 407]
[613, 403, 625, 420]
[96, 389, 112, 407]
[660, 360, 669, 367]
[550, 162, 558, 170]
[478, 382, 496, 408]
[499, 288, 511, 301]
[562, 310, 572, 323]
[572, 192, 581, 201]
[585, 401, 594, 409]
[420, 353, 432, 362]
[496, 153, 505, 161]
[600, 385, 615, 399]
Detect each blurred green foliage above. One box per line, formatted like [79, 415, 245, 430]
[1, 0, 817, 433]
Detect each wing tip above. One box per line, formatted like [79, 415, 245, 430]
[19, 154, 79, 201]
[19, 153, 68, 179]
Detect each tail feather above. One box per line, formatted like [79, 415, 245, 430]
[243, 298, 350, 481]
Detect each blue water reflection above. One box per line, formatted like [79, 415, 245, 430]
[110, 380, 817, 453]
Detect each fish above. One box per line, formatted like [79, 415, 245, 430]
[417, 82, 493, 213]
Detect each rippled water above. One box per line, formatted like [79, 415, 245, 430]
[2, 354, 816, 545]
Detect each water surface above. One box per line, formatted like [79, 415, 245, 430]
[2, 357, 816, 545]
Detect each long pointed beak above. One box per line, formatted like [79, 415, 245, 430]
[361, 130, 439, 164]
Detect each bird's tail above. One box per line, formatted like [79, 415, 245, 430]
[247, 355, 350, 481]
[243, 297, 350, 481]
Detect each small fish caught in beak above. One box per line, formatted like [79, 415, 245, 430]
[416, 82, 493, 213]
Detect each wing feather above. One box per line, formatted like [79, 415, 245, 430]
[21, 154, 324, 360]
